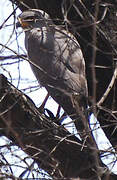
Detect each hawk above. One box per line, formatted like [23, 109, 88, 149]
[17, 9, 88, 124]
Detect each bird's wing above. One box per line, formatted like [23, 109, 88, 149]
[54, 28, 85, 77]
[53, 28, 88, 97]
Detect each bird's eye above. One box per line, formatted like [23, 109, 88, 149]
[24, 15, 39, 21]
[24, 16, 35, 21]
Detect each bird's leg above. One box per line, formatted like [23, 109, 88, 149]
[38, 93, 49, 112]
[56, 105, 61, 118]
[56, 106, 68, 125]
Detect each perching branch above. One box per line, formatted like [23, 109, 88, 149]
[0, 74, 116, 179]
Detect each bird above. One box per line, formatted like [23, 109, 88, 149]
[16, 9, 88, 130]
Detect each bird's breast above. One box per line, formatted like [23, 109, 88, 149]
[25, 28, 55, 72]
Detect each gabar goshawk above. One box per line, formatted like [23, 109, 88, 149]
[17, 9, 88, 123]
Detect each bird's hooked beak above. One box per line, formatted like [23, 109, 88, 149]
[16, 17, 29, 29]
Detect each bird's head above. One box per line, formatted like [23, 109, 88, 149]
[16, 9, 52, 30]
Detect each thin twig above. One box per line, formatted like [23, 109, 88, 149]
[97, 63, 117, 106]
